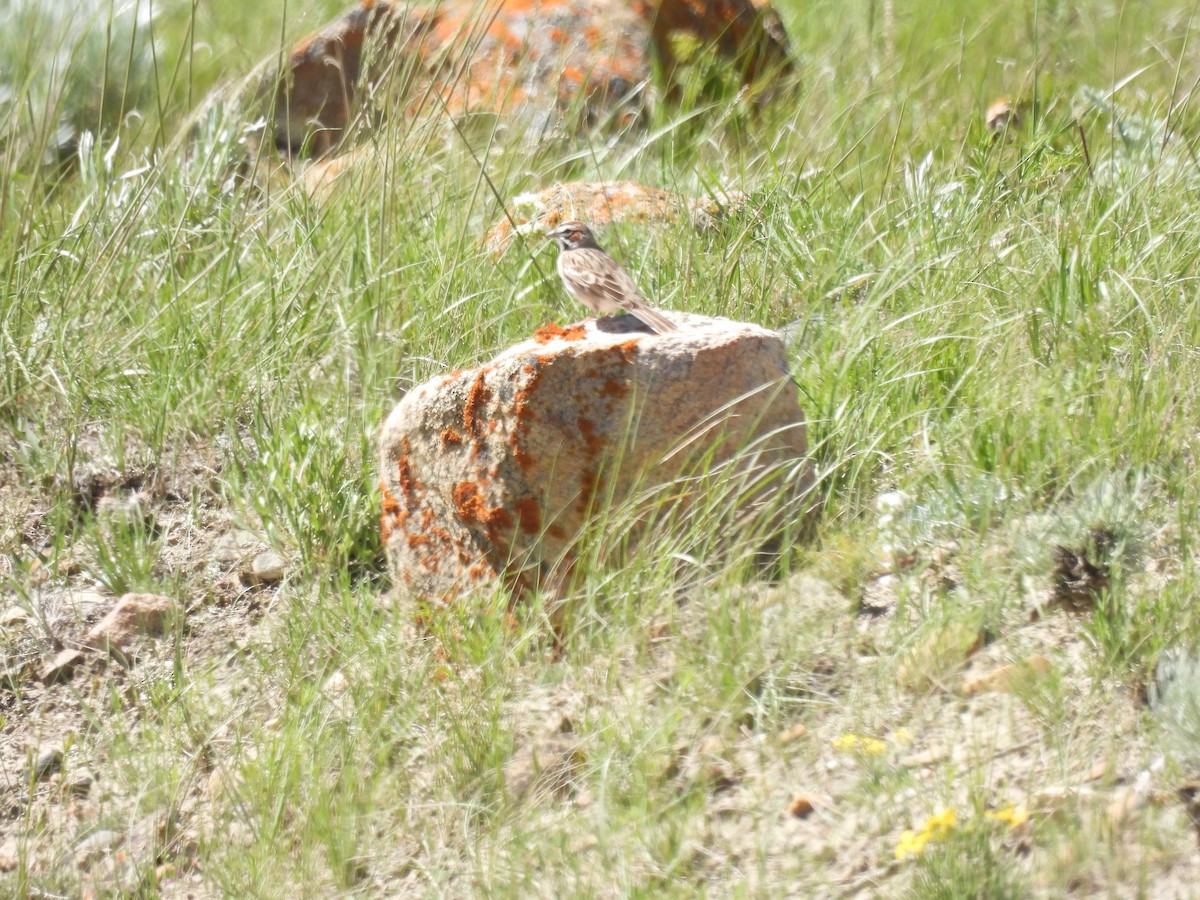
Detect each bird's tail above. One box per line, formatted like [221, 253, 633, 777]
[631, 306, 678, 334]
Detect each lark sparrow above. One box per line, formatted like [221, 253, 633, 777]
[546, 221, 677, 334]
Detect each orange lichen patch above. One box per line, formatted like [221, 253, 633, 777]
[599, 377, 629, 398]
[441, 428, 464, 447]
[407, 532, 433, 548]
[577, 416, 604, 456]
[467, 561, 492, 581]
[612, 338, 641, 360]
[533, 322, 588, 343]
[453, 481, 515, 533]
[380, 481, 403, 540]
[273, 0, 789, 166]
[395, 442, 420, 505]
[463, 369, 492, 441]
[548, 523, 567, 540]
[485, 182, 686, 252]
[510, 362, 547, 470]
[515, 496, 542, 535]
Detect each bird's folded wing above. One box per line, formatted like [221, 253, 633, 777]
[567, 249, 649, 306]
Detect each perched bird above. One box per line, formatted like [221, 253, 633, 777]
[546, 221, 677, 334]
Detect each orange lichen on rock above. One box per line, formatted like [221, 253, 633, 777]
[577, 416, 604, 456]
[515, 497, 542, 535]
[485, 180, 750, 253]
[453, 481, 514, 533]
[467, 561, 494, 581]
[463, 370, 492, 441]
[599, 377, 629, 398]
[510, 362, 547, 470]
[265, 0, 791, 177]
[533, 323, 588, 344]
[380, 481, 402, 540]
[379, 314, 814, 612]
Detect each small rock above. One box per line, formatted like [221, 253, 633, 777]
[63, 769, 95, 797]
[1, 605, 30, 627]
[63, 590, 110, 616]
[213, 530, 262, 565]
[31, 746, 64, 781]
[246, 551, 286, 584]
[900, 747, 948, 768]
[323, 671, 349, 696]
[962, 656, 1052, 695]
[0, 836, 18, 872]
[41, 648, 86, 684]
[986, 97, 1025, 135]
[787, 793, 818, 818]
[74, 829, 124, 870]
[778, 723, 807, 745]
[322, 671, 354, 717]
[85, 593, 175, 655]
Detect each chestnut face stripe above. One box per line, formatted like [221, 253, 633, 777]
[546, 221, 677, 334]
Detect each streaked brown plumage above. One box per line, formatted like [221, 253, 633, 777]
[546, 221, 677, 334]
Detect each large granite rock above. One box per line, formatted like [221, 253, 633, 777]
[379, 313, 813, 602]
[266, 0, 793, 157]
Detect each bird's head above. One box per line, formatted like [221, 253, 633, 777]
[546, 220, 599, 251]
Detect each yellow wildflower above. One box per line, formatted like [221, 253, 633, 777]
[894, 829, 930, 860]
[832, 733, 888, 756]
[985, 805, 1029, 828]
[831, 733, 859, 752]
[925, 808, 957, 836]
[894, 809, 957, 861]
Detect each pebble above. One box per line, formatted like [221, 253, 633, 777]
[213, 529, 262, 564]
[0, 837, 18, 873]
[41, 648, 86, 684]
[74, 829, 123, 870]
[31, 746, 64, 780]
[787, 793, 817, 818]
[64, 769, 95, 797]
[962, 655, 1052, 695]
[63, 591, 110, 615]
[1, 605, 30, 627]
[85, 593, 175, 654]
[778, 723, 808, 745]
[248, 551, 287, 584]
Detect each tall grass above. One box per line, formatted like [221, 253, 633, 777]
[3, 0, 1200, 894]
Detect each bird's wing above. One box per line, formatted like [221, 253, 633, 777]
[566, 249, 649, 307]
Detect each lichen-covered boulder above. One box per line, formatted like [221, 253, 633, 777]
[483, 181, 748, 254]
[265, 0, 793, 157]
[379, 314, 813, 602]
